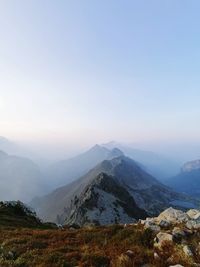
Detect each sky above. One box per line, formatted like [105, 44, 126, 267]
[0, 0, 200, 156]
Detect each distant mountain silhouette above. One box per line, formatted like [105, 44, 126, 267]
[165, 159, 200, 197]
[46, 144, 124, 189]
[103, 141, 179, 179]
[0, 150, 45, 202]
[31, 156, 196, 225]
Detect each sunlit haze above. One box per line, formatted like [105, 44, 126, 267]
[0, 1, 200, 159]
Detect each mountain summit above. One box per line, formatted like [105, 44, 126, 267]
[31, 156, 196, 226]
[46, 145, 124, 189]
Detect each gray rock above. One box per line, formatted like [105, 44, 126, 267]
[147, 224, 161, 233]
[172, 227, 186, 241]
[144, 222, 161, 233]
[187, 209, 200, 223]
[187, 209, 200, 219]
[154, 232, 173, 247]
[183, 245, 193, 257]
[159, 219, 171, 228]
[157, 207, 189, 224]
[186, 220, 200, 230]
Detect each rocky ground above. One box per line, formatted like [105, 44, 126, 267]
[0, 206, 200, 266]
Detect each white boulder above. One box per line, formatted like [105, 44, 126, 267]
[154, 232, 173, 247]
[157, 207, 189, 224]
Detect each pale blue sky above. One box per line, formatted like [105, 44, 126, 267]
[0, 1, 200, 150]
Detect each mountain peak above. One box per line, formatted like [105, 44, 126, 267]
[89, 144, 108, 152]
[107, 147, 124, 159]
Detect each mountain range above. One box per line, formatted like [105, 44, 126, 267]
[31, 155, 197, 226]
[45, 142, 180, 192]
[0, 150, 45, 202]
[165, 159, 200, 197]
[103, 141, 179, 179]
[46, 145, 124, 189]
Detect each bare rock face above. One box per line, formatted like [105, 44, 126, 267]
[64, 172, 147, 226]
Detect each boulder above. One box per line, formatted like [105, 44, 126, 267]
[183, 245, 193, 257]
[159, 219, 171, 228]
[187, 209, 200, 219]
[172, 227, 186, 242]
[154, 232, 173, 247]
[157, 207, 189, 224]
[140, 217, 161, 232]
[186, 220, 200, 230]
[144, 222, 161, 233]
[187, 209, 200, 222]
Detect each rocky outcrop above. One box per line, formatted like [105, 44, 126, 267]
[140, 207, 200, 231]
[156, 207, 189, 224]
[137, 207, 200, 266]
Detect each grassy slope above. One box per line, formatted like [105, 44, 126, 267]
[0, 224, 199, 267]
[0, 201, 55, 229]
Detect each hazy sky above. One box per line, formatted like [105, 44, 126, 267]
[0, 1, 200, 150]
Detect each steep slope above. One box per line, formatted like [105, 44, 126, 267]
[0, 201, 43, 228]
[103, 141, 179, 180]
[64, 173, 147, 226]
[46, 144, 124, 189]
[0, 150, 44, 202]
[165, 159, 200, 197]
[31, 156, 197, 225]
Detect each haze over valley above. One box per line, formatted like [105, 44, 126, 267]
[1, 1, 200, 266]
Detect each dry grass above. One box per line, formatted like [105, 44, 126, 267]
[0, 224, 199, 267]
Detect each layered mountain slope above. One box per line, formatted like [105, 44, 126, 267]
[165, 159, 200, 197]
[46, 145, 124, 189]
[0, 150, 44, 202]
[31, 156, 197, 225]
[103, 141, 179, 179]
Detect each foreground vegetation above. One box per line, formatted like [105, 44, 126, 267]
[0, 223, 199, 267]
[0, 202, 200, 266]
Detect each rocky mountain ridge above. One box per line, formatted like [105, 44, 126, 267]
[31, 156, 198, 225]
